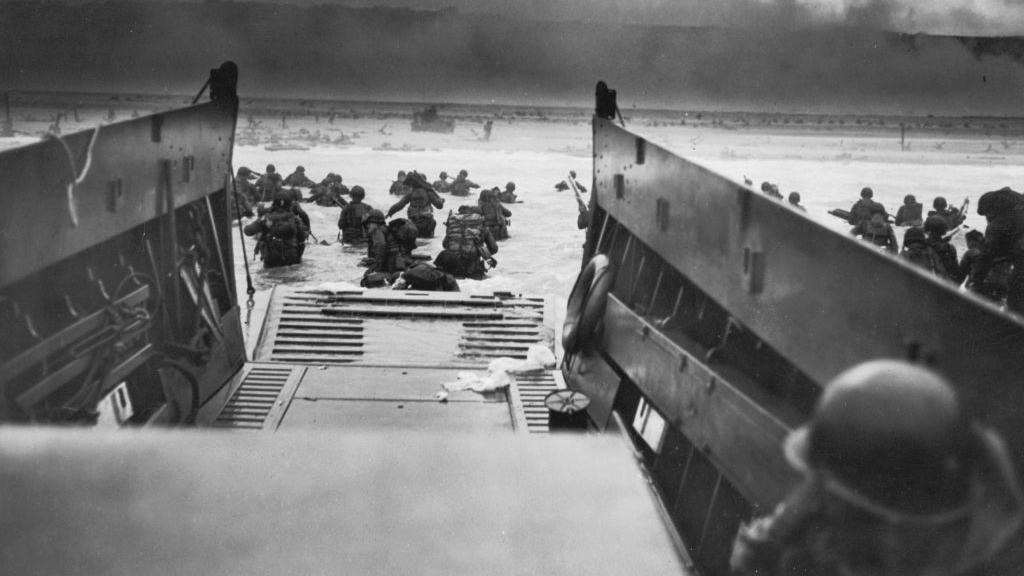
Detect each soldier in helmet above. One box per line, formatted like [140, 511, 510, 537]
[925, 215, 961, 283]
[497, 181, 518, 204]
[895, 194, 924, 227]
[848, 187, 886, 227]
[850, 204, 898, 253]
[731, 360, 1023, 576]
[389, 170, 409, 196]
[337, 185, 372, 245]
[233, 166, 258, 217]
[256, 164, 283, 201]
[929, 196, 966, 230]
[243, 189, 307, 268]
[283, 165, 315, 187]
[974, 187, 1024, 311]
[450, 169, 480, 197]
[360, 209, 409, 281]
[787, 191, 805, 212]
[432, 171, 452, 194]
[386, 171, 444, 238]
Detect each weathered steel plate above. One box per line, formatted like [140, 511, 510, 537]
[593, 117, 1024, 462]
[0, 101, 236, 288]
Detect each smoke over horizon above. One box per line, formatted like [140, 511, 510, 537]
[2, 1, 1024, 115]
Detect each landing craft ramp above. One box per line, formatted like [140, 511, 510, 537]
[200, 288, 566, 434]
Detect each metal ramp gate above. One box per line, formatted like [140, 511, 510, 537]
[209, 289, 563, 433]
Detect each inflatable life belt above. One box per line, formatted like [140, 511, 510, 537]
[562, 254, 613, 353]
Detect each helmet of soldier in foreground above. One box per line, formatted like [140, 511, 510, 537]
[785, 360, 974, 516]
[506, 181, 516, 191]
[403, 171, 430, 189]
[439, 171, 448, 179]
[788, 192, 801, 204]
[479, 188, 496, 202]
[266, 164, 276, 173]
[238, 166, 255, 179]
[296, 166, 305, 173]
[350, 185, 365, 201]
[933, 196, 948, 210]
[861, 187, 874, 199]
[459, 169, 468, 177]
[362, 209, 386, 226]
[904, 194, 916, 204]
[924, 215, 949, 237]
[272, 189, 293, 205]
[903, 227, 926, 247]
[905, 225, 929, 245]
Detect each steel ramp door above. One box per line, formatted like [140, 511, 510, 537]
[210, 289, 562, 432]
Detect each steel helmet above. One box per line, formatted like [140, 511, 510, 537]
[785, 360, 973, 516]
[362, 209, 385, 225]
[788, 191, 800, 204]
[439, 171, 448, 179]
[506, 181, 515, 190]
[350, 185, 365, 200]
[933, 196, 948, 210]
[296, 166, 305, 172]
[459, 169, 468, 177]
[924, 215, 949, 237]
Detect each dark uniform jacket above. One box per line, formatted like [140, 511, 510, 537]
[895, 202, 924, 226]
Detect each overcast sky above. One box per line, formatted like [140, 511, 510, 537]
[194, 0, 1024, 36]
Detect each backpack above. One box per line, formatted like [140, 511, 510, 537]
[266, 210, 299, 241]
[443, 212, 486, 257]
[902, 244, 946, 277]
[403, 262, 459, 291]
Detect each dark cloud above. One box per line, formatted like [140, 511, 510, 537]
[1, 1, 1023, 114]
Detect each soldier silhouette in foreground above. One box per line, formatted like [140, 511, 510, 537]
[731, 360, 1023, 576]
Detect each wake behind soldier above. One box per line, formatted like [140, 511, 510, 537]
[731, 359, 1024, 576]
[386, 171, 444, 238]
[244, 189, 308, 268]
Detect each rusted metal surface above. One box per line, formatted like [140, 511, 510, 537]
[0, 102, 237, 289]
[591, 116, 1024, 467]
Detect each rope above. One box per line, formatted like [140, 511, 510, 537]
[229, 165, 256, 307]
[46, 125, 100, 228]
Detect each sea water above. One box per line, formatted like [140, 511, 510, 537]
[230, 109, 1024, 314]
